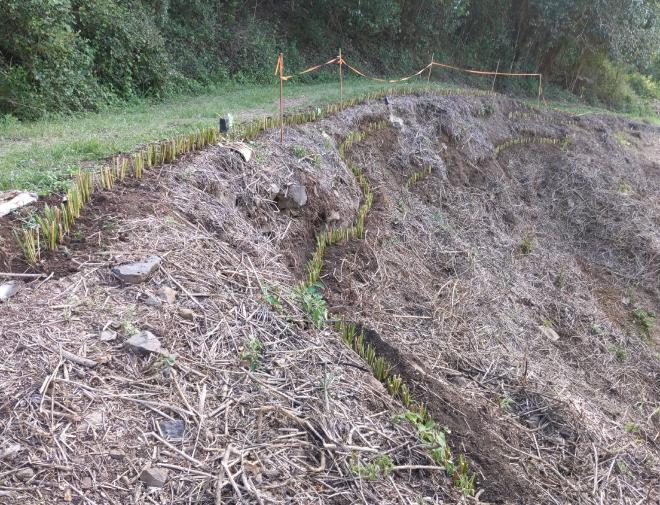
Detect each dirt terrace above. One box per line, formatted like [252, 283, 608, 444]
[0, 93, 658, 504]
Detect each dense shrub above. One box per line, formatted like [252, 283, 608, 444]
[0, 0, 657, 119]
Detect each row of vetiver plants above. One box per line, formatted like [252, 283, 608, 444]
[15, 84, 494, 264]
[296, 122, 475, 496]
[14, 128, 218, 264]
[507, 110, 577, 126]
[405, 165, 433, 188]
[495, 135, 569, 155]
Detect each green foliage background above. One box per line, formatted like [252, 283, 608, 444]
[1, 0, 658, 119]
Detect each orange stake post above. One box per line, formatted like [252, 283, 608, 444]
[491, 59, 500, 93]
[427, 53, 434, 86]
[276, 52, 284, 143]
[338, 48, 344, 110]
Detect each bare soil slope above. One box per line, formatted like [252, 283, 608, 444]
[0, 94, 658, 504]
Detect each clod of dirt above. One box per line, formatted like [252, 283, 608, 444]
[539, 325, 560, 341]
[15, 467, 34, 482]
[159, 419, 185, 441]
[111, 255, 161, 284]
[156, 286, 177, 304]
[100, 329, 117, 342]
[142, 293, 162, 307]
[125, 331, 165, 354]
[140, 467, 168, 488]
[275, 183, 307, 209]
[177, 308, 195, 321]
[0, 443, 21, 460]
[0, 281, 19, 302]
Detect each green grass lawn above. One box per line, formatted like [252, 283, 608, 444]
[1, 78, 655, 195]
[0, 79, 440, 194]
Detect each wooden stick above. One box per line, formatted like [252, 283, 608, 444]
[278, 52, 284, 144]
[427, 53, 434, 86]
[0, 272, 47, 279]
[491, 59, 500, 93]
[338, 48, 343, 110]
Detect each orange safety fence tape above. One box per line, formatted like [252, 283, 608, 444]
[431, 61, 541, 77]
[278, 57, 340, 81]
[344, 61, 432, 83]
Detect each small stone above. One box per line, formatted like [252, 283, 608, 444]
[276, 183, 307, 210]
[109, 449, 125, 460]
[0, 443, 21, 460]
[0, 281, 19, 302]
[156, 286, 177, 304]
[159, 419, 185, 441]
[143, 294, 162, 307]
[80, 476, 93, 490]
[0, 190, 38, 217]
[539, 326, 560, 342]
[177, 308, 195, 321]
[15, 467, 34, 481]
[140, 467, 168, 488]
[268, 183, 280, 196]
[111, 256, 161, 284]
[125, 331, 163, 354]
[100, 329, 117, 342]
[327, 211, 341, 223]
[81, 410, 104, 429]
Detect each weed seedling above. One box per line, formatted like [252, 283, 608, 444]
[294, 282, 328, 329]
[519, 234, 534, 255]
[292, 146, 308, 159]
[632, 308, 655, 341]
[240, 338, 263, 371]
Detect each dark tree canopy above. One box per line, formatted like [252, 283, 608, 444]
[0, 0, 658, 118]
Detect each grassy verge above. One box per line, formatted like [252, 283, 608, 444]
[0, 79, 457, 194]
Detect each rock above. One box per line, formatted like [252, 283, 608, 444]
[0, 191, 38, 218]
[125, 331, 163, 354]
[140, 467, 168, 488]
[276, 183, 307, 210]
[0, 282, 19, 302]
[0, 443, 21, 460]
[159, 419, 185, 441]
[80, 476, 93, 490]
[111, 256, 161, 284]
[15, 467, 34, 481]
[143, 294, 162, 307]
[268, 183, 280, 196]
[100, 329, 118, 342]
[177, 308, 195, 321]
[81, 410, 104, 429]
[109, 449, 125, 460]
[156, 286, 177, 304]
[539, 326, 560, 342]
[327, 211, 341, 223]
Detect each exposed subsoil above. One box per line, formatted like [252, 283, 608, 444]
[1, 93, 658, 505]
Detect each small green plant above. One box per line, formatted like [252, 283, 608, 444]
[624, 422, 640, 434]
[632, 308, 655, 341]
[542, 318, 554, 328]
[261, 285, 283, 311]
[616, 460, 631, 475]
[618, 181, 632, 193]
[294, 282, 328, 329]
[479, 103, 496, 117]
[554, 270, 567, 289]
[292, 146, 308, 159]
[14, 228, 40, 265]
[519, 234, 534, 254]
[240, 338, 263, 371]
[610, 345, 628, 362]
[350, 454, 394, 480]
[500, 396, 515, 411]
[591, 323, 605, 335]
